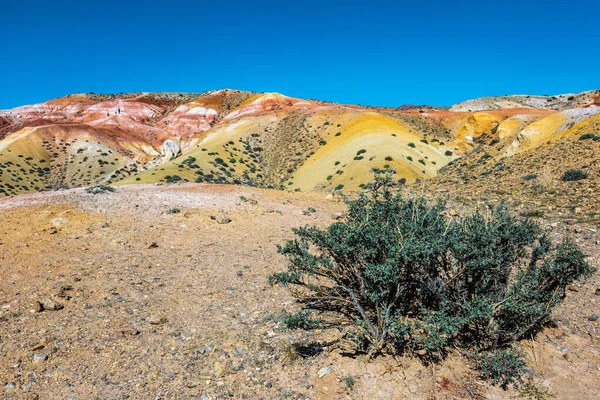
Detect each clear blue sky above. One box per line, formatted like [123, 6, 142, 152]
[1, 0, 598, 109]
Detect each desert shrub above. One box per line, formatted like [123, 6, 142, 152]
[343, 375, 356, 391]
[385, 156, 393, 161]
[445, 150, 453, 156]
[519, 209, 544, 218]
[489, 138, 500, 145]
[282, 310, 322, 330]
[164, 175, 183, 183]
[473, 348, 526, 389]
[522, 173, 538, 181]
[578, 133, 596, 141]
[271, 171, 593, 386]
[562, 169, 588, 181]
[407, 142, 416, 148]
[85, 185, 115, 194]
[167, 207, 181, 214]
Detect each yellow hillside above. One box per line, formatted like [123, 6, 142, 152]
[291, 112, 454, 192]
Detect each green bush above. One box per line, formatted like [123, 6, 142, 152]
[271, 171, 593, 386]
[407, 142, 416, 148]
[578, 133, 596, 141]
[282, 310, 323, 330]
[164, 175, 183, 183]
[445, 150, 453, 156]
[473, 348, 526, 389]
[562, 169, 588, 181]
[85, 185, 115, 194]
[522, 173, 538, 181]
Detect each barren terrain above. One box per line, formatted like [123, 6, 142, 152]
[1, 184, 599, 399]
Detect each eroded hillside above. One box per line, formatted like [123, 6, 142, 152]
[1, 88, 598, 196]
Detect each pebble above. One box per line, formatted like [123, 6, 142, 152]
[40, 298, 63, 311]
[211, 213, 231, 224]
[33, 301, 44, 313]
[595, 288, 600, 296]
[32, 353, 48, 363]
[318, 366, 333, 378]
[213, 361, 225, 377]
[588, 314, 599, 322]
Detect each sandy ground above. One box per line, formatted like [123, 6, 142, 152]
[1, 183, 599, 399]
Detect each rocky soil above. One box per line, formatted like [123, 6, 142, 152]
[1, 183, 599, 399]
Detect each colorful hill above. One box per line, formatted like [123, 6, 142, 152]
[0, 88, 598, 196]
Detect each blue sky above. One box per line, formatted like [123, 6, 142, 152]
[1, 0, 598, 109]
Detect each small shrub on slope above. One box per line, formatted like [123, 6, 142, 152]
[562, 169, 588, 181]
[85, 185, 115, 194]
[270, 170, 593, 387]
[283, 310, 323, 330]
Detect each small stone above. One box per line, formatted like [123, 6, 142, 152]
[574, 207, 583, 214]
[32, 353, 48, 363]
[148, 316, 167, 325]
[200, 395, 210, 400]
[595, 288, 600, 296]
[567, 285, 578, 292]
[41, 298, 63, 311]
[147, 241, 159, 249]
[211, 213, 231, 224]
[265, 382, 273, 388]
[33, 301, 44, 313]
[213, 361, 225, 377]
[448, 209, 458, 217]
[588, 314, 599, 322]
[318, 366, 333, 378]
[4, 382, 16, 389]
